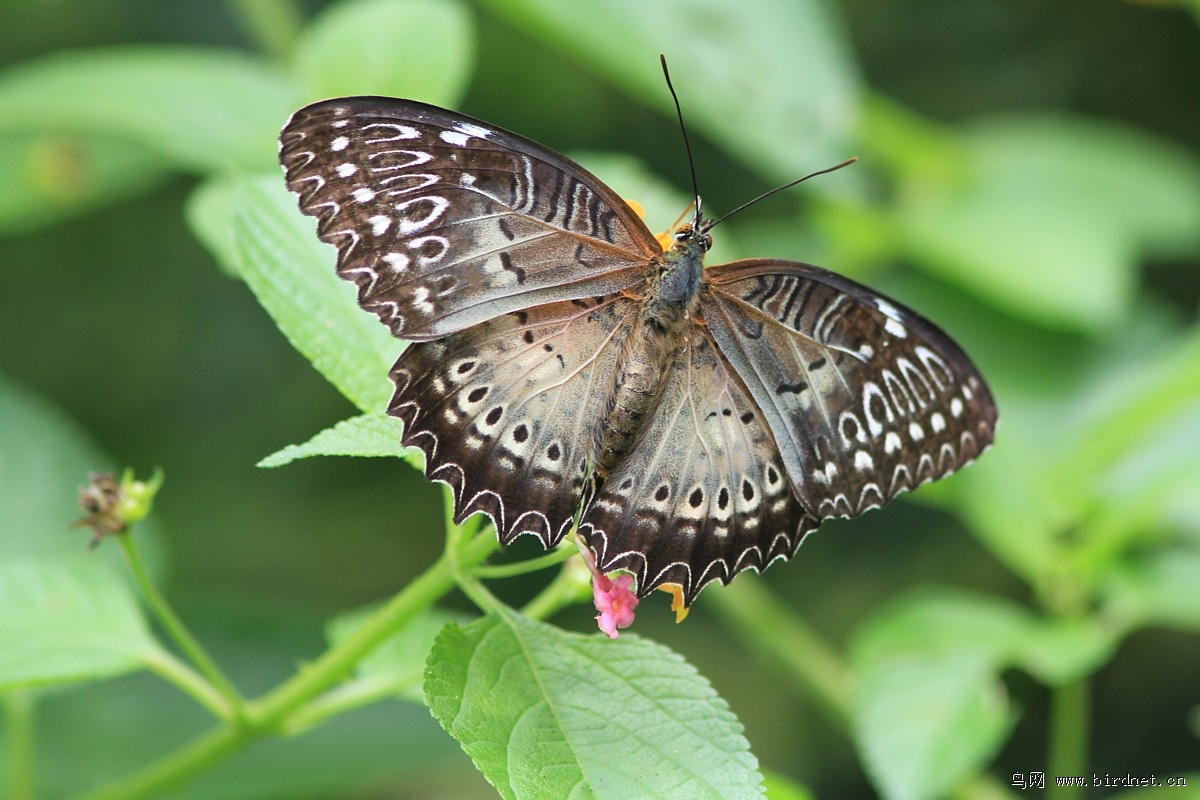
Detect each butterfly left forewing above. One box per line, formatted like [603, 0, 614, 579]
[701, 259, 997, 522]
[280, 97, 660, 340]
[578, 326, 818, 604]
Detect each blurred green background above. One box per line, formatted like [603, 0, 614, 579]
[1, 0, 1198, 798]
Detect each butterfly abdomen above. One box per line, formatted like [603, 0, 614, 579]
[593, 240, 706, 485]
[593, 312, 679, 484]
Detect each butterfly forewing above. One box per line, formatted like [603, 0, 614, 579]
[579, 327, 819, 603]
[702, 260, 998, 521]
[391, 294, 638, 546]
[280, 97, 660, 339]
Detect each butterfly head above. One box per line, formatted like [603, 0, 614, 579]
[668, 221, 713, 256]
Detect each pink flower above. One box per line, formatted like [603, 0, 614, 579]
[575, 536, 639, 638]
[593, 572, 639, 638]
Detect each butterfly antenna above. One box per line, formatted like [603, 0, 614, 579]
[708, 157, 858, 230]
[660, 54, 702, 228]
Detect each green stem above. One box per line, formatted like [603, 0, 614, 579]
[284, 677, 412, 734]
[520, 563, 586, 621]
[77, 535, 497, 800]
[118, 535, 243, 717]
[140, 647, 235, 720]
[247, 533, 495, 730]
[708, 579, 853, 723]
[1047, 677, 1090, 800]
[472, 543, 575, 579]
[77, 725, 247, 800]
[224, 0, 304, 62]
[5, 691, 36, 800]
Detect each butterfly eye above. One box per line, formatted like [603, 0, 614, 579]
[702, 234, 713, 251]
[673, 223, 693, 242]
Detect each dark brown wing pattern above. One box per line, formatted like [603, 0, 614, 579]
[579, 326, 819, 604]
[702, 260, 998, 522]
[391, 294, 638, 547]
[280, 96, 999, 609]
[280, 97, 659, 339]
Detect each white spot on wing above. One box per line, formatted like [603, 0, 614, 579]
[875, 298, 908, 339]
[369, 215, 391, 236]
[439, 122, 492, 146]
[412, 285, 434, 314]
[352, 187, 376, 203]
[382, 252, 409, 273]
[335, 163, 357, 177]
[330, 136, 350, 152]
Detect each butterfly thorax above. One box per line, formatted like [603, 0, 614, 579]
[592, 225, 709, 483]
[651, 223, 709, 319]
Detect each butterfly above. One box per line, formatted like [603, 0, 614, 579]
[279, 95, 997, 608]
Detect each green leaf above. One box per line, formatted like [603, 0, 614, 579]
[854, 648, 1012, 800]
[1062, 327, 1200, 504]
[426, 610, 764, 800]
[0, 558, 155, 689]
[257, 413, 419, 468]
[0, 131, 169, 237]
[220, 175, 402, 412]
[954, 417, 1073, 583]
[1104, 551, 1200, 634]
[0, 46, 300, 173]
[896, 116, 1200, 331]
[480, 0, 859, 178]
[185, 173, 243, 278]
[295, 0, 475, 106]
[956, 322, 1200, 582]
[762, 770, 816, 800]
[327, 606, 469, 702]
[850, 588, 1118, 800]
[1010, 617, 1116, 686]
[0, 374, 160, 567]
[0, 375, 161, 688]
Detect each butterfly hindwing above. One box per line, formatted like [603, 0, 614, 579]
[280, 97, 660, 340]
[579, 326, 818, 603]
[701, 259, 998, 521]
[391, 293, 639, 546]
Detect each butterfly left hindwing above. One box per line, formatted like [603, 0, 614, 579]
[391, 293, 639, 548]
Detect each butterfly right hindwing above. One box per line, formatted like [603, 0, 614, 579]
[579, 325, 819, 603]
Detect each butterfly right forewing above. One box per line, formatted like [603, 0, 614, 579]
[280, 97, 661, 340]
[702, 259, 997, 522]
